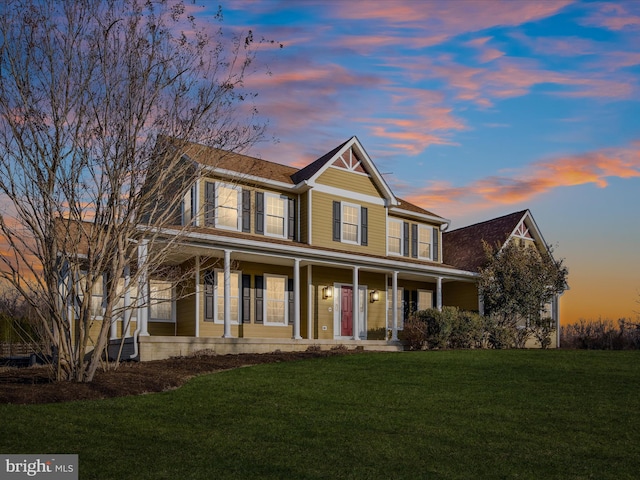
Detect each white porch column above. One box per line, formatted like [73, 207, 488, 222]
[352, 266, 359, 340]
[307, 265, 313, 339]
[293, 258, 302, 339]
[138, 239, 149, 336]
[121, 265, 131, 338]
[195, 255, 200, 338]
[223, 249, 232, 338]
[478, 289, 485, 316]
[392, 271, 398, 341]
[436, 277, 443, 311]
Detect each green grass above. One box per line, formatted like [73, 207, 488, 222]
[1, 350, 639, 479]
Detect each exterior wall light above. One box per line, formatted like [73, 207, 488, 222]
[370, 290, 380, 302]
[323, 286, 333, 299]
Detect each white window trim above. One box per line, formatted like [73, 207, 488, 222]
[417, 224, 433, 260]
[264, 192, 288, 239]
[263, 273, 289, 326]
[387, 218, 404, 256]
[387, 286, 404, 331]
[149, 280, 176, 323]
[341, 201, 361, 245]
[215, 183, 242, 232]
[213, 269, 241, 325]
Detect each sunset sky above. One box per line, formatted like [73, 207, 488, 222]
[200, 0, 640, 324]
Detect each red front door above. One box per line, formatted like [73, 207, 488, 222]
[341, 286, 353, 336]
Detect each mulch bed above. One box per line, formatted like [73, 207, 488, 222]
[0, 349, 355, 405]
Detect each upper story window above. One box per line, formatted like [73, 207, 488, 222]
[333, 201, 368, 246]
[388, 219, 403, 255]
[204, 182, 243, 231]
[265, 193, 287, 238]
[216, 184, 241, 230]
[417, 225, 432, 259]
[388, 220, 440, 261]
[181, 186, 195, 226]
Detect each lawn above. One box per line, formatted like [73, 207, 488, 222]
[1, 350, 639, 479]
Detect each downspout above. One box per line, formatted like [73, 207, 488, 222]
[130, 239, 149, 360]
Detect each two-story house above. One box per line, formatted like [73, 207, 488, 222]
[92, 136, 560, 360]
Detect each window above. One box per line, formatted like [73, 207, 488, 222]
[388, 219, 403, 255]
[265, 193, 287, 237]
[78, 273, 105, 318]
[216, 184, 241, 230]
[264, 274, 288, 325]
[387, 287, 404, 330]
[417, 225, 432, 259]
[214, 270, 240, 324]
[333, 201, 367, 245]
[150, 280, 174, 322]
[417, 289, 433, 311]
[204, 182, 242, 230]
[181, 186, 195, 226]
[342, 203, 359, 243]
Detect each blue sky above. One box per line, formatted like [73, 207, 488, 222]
[195, 0, 640, 323]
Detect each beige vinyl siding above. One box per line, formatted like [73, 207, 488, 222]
[443, 282, 479, 312]
[197, 260, 296, 338]
[176, 278, 196, 336]
[148, 322, 175, 336]
[311, 191, 386, 255]
[316, 167, 383, 197]
[196, 176, 296, 240]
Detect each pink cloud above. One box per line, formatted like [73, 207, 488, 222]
[581, 2, 640, 30]
[403, 143, 640, 213]
[337, 0, 573, 35]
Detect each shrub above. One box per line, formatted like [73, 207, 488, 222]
[561, 318, 640, 350]
[399, 316, 428, 350]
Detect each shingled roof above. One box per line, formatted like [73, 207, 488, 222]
[175, 137, 446, 222]
[443, 210, 528, 272]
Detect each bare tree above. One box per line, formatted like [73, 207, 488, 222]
[0, 0, 268, 382]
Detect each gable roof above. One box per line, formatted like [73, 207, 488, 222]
[290, 139, 350, 184]
[175, 136, 448, 222]
[443, 210, 531, 272]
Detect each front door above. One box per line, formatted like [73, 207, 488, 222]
[340, 286, 353, 336]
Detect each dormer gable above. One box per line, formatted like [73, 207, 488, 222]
[293, 136, 398, 207]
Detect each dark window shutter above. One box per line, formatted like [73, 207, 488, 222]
[254, 275, 263, 324]
[411, 224, 418, 258]
[288, 278, 294, 326]
[403, 289, 410, 319]
[205, 182, 215, 227]
[333, 201, 341, 241]
[361, 207, 368, 246]
[242, 190, 251, 233]
[403, 222, 409, 257]
[255, 192, 264, 235]
[288, 197, 296, 240]
[204, 271, 215, 321]
[242, 274, 251, 323]
[433, 227, 439, 261]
